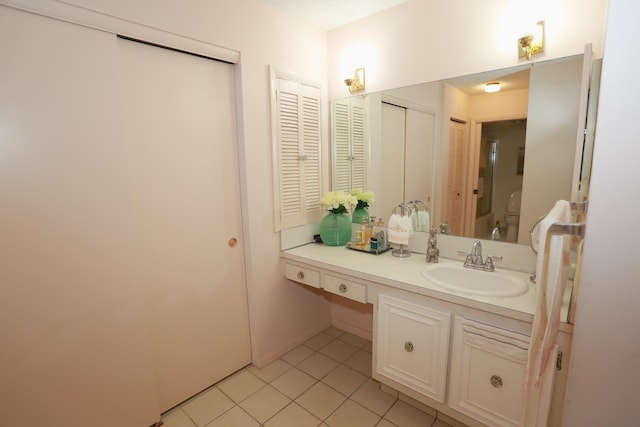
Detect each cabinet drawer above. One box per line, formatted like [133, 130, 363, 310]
[284, 262, 321, 288]
[323, 274, 367, 303]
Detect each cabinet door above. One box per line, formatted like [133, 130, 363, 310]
[449, 316, 554, 427]
[376, 294, 450, 402]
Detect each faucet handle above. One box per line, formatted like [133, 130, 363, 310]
[483, 255, 503, 272]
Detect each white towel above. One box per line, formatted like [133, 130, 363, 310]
[462, 318, 530, 364]
[418, 210, 430, 232]
[388, 213, 413, 245]
[526, 200, 572, 388]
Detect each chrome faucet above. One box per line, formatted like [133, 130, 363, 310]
[460, 240, 502, 271]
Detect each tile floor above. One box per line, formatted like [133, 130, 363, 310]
[160, 327, 465, 427]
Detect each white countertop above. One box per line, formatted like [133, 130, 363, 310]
[282, 243, 573, 331]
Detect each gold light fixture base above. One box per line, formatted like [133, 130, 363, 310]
[345, 67, 365, 94]
[518, 21, 545, 60]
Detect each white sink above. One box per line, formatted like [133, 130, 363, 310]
[421, 263, 528, 297]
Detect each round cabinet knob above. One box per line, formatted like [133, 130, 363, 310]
[404, 341, 414, 352]
[228, 237, 238, 248]
[297, 271, 305, 280]
[490, 374, 503, 388]
[338, 283, 348, 293]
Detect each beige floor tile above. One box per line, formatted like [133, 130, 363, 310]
[282, 345, 315, 365]
[363, 341, 373, 353]
[181, 387, 234, 426]
[264, 402, 322, 427]
[351, 379, 397, 417]
[248, 359, 291, 383]
[160, 408, 197, 427]
[376, 418, 397, 427]
[319, 338, 360, 362]
[305, 332, 336, 350]
[205, 406, 259, 427]
[344, 349, 372, 376]
[324, 326, 345, 338]
[321, 365, 368, 397]
[398, 393, 437, 418]
[325, 400, 381, 427]
[385, 400, 436, 427]
[271, 367, 318, 399]
[433, 419, 454, 427]
[296, 382, 347, 420]
[338, 332, 369, 348]
[217, 369, 266, 403]
[238, 385, 291, 424]
[297, 352, 340, 380]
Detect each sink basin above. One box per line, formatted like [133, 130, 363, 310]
[421, 263, 528, 297]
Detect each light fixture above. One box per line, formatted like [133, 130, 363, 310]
[518, 20, 545, 60]
[484, 82, 501, 93]
[344, 67, 365, 94]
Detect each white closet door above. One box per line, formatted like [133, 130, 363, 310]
[118, 38, 251, 411]
[405, 109, 435, 209]
[0, 8, 159, 426]
[380, 103, 406, 219]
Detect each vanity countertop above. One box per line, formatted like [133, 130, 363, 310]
[282, 243, 573, 332]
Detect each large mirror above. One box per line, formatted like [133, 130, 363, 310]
[331, 51, 600, 247]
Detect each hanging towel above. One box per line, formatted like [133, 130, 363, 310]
[526, 200, 572, 388]
[410, 209, 419, 231]
[388, 213, 413, 245]
[418, 210, 430, 232]
[462, 318, 530, 364]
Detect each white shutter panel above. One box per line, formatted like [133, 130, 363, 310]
[350, 98, 366, 190]
[273, 77, 323, 230]
[332, 100, 351, 193]
[301, 86, 322, 217]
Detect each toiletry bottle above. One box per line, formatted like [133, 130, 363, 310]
[491, 220, 501, 240]
[360, 218, 367, 246]
[365, 219, 373, 244]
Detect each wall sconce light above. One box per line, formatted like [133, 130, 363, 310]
[484, 82, 501, 93]
[344, 68, 365, 94]
[518, 20, 545, 60]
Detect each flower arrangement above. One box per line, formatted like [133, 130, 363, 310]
[319, 191, 357, 214]
[350, 188, 376, 210]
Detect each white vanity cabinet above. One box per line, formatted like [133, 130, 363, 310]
[375, 293, 451, 403]
[448, 316, 557, 427]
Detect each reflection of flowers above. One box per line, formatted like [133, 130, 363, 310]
[350, 188, 376, 210]
[320, 191, 357, 214]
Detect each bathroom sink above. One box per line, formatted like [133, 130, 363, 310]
[421, 263, 528, 297]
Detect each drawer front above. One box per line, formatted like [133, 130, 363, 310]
[284, 262, 321, 288]
[323, 274, 367, 303]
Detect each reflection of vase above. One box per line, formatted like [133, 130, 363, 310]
[319, 211, 352, 246]
[351, 207, 370, 225]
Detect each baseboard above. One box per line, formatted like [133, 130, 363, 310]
[331, 318, 373, 342]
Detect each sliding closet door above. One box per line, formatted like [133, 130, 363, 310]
[0, 7, 159, 426]
[118, 38, 251, 411]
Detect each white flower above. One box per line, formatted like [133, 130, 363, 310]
[320, 191, 357, 213]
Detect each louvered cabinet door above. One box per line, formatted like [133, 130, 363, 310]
[331, 97, 367, 193]
[275, 78, 322, 230]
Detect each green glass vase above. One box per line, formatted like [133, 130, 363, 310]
[319, 211, 352, 246]
[351, 207, 370, 224]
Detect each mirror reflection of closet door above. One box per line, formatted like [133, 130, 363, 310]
[119, 38, 251, 411]
[380, 103, 435, 222]
[446, 119, 468, 236]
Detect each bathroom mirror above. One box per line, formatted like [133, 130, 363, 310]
[330, 51, 600, 247]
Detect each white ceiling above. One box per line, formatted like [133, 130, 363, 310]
[261, 0, 408, 29]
